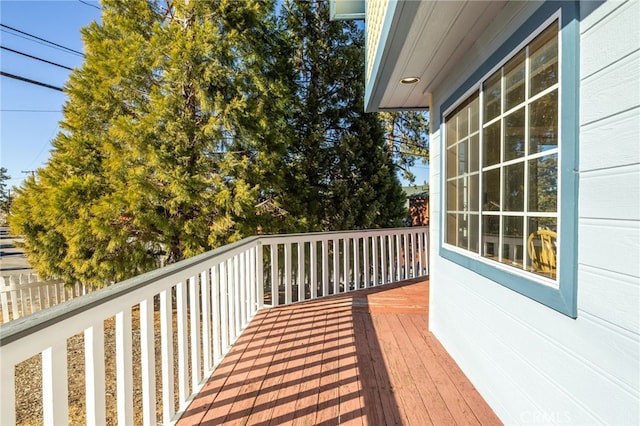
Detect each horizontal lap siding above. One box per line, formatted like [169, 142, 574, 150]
[576, 0, 640, 421]
[429, 1, 640, 424]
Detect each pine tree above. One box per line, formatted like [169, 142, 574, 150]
[280, 0, 406, 231]
[0, 167, 11, 213]
[10, 0, 288, 285]
[380, 111, 430, 183]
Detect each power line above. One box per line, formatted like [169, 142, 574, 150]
[1, 46, 73, 70]
[0, 24, 84, 57]
[0, 71, 64, 92]
[78, 0, 101, 10]
[0, 109, 61, 112]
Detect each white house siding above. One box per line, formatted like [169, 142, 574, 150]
[428, 1, 640, 424]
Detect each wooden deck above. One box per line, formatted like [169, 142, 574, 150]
[177, 279, 501, 425]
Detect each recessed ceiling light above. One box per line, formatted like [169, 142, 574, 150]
[400, 76, 420, 85]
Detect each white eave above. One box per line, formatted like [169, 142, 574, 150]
[330, 0, 365, 21]
[365, 0, 509, 112]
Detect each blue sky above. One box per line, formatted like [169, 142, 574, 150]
[1, 0, 428, 192]
[1, 0, 102, 189]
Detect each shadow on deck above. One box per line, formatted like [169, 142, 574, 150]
[177, 278, 501, 425]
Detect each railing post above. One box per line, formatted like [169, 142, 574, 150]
[1, 361, 16, 425]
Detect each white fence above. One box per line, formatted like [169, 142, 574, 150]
[0, 227, 429, 425]
[0, 274, 95, 323]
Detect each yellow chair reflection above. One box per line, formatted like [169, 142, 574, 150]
[527, 229, 557, 276]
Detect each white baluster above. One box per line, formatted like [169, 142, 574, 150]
[116, 309, 134, 425]
[201, 270, 212, 373]
[140, 297, 156, 426]
[298, 242, 305, 302]
[176, 281, 189, 406]
[42, 341, 68, 426]
[211, 265, 222, 363]
[310, 241, 317, 299]
[333, 239, 340, 294]
[159, 289, 175, 423]
[189, 276, 201, 390]
[85, 321, 106, 425]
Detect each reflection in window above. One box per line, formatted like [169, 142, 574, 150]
[529, 154, 557, 212]
[504, 50, 526, 110]
[505, 107, 525, 160]
[502, 216, 524, 266]
[530, 90, 558, 154]
[530, 21, 558, 96]
[527, 217, 557, 279]
[483, 168, 500, 211]
[484, 71, 501, 122]
[504, 162, 524, 211]
[483, 121, 501, 166]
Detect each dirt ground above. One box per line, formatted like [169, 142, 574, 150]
[14, 305, 191, 425]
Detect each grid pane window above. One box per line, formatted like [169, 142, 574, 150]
[444, 92, 481, 254]
[445, 20, 559, 282]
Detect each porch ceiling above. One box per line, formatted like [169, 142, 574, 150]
[366, 0, 508, 112]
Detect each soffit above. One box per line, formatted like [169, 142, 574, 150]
[366, 0, 508, 112]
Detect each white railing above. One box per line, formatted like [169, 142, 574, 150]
[0, 274, 96, 323]
[0, 227, 428, 425]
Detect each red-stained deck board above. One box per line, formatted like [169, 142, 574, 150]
[177, 279, 502, 426]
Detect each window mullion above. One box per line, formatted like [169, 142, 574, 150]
[523, 45, 531, 271]
[478, 88, 485, 256]
[498, 68, 505, 263]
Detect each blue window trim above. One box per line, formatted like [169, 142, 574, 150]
[439, 1, 579, 318]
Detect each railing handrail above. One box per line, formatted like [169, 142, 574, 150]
[0, 235, 260, 347]
[259, 225, 429, 240]
[0, 227, 426, 345]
